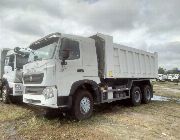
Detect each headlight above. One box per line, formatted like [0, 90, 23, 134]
[43, 87, 54, 99]
[15, 84, 22, 90]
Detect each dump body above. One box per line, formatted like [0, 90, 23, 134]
[112, 44, 158, 78]
[93, 34, 158, 79]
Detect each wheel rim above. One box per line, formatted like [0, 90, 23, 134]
[80, 97, 91, 114]
[2, 87, 7, 101]
[134, 90, 140, 102]
[146, 89, 151, 100]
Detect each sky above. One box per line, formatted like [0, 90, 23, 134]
[0, 0, 180, 70]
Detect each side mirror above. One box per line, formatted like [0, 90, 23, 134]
[62, 50, 70, 60]
[14, 47, 21, 53]
[61, 50, 70, 65]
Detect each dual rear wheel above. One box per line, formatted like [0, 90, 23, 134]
[130, 85, 152, 106]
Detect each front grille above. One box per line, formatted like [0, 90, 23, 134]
[24, 73, 44, 84]
[25, 86, 45, 95]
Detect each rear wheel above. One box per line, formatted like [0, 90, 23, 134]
[2, 85, 10, 104]
[130, 86, 142, 106]
[142, 85, 152, 104]
[72, 90, 93, 120]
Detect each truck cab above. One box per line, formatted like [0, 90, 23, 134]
[1, 48, 29, 103]
[23, 33, 99, 108]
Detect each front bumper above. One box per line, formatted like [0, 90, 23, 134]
[23, 86, 72, 109]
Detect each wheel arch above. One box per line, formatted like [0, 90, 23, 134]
[69, 80, 100, 104]
[1, 78, 9, 88]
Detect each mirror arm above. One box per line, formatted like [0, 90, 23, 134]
[61, 59, 67, 65]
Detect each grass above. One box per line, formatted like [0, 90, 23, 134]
[0, 82, 180, 140]
[0, 104, 32, 122]
[154, 81, 180, 98]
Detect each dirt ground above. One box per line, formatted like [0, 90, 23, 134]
[0, 82, 180, 140]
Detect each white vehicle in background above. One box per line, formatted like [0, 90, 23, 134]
[171, 74, 179, 82]
[0, 48, 29, 103]
[23, 33, 158, 120]
[167, 74, 174, 82]
[158, 74, 166, 82]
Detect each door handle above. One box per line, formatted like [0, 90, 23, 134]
[77, 69, 84, 72]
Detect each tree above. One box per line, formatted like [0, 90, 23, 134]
[172, 68, 179, 74]
[166, 68, 180, 74]
[158, 67, 165, 74]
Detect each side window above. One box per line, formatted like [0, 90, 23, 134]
[60, 38, 80, 60]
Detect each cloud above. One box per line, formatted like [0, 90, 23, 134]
[139, 0, 180, 36]
[0, 0, 180, 69]
[0, 0, 62, 18]
[3, 14, 44, 36]
[60, 0, 142, 32]
[149, 42, 180, 69]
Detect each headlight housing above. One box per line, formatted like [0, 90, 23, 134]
[43, 87, 54, 99]
[15, 84, 22, 90]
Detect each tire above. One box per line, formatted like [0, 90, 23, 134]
[142, 85, 152, 104]
[11, 96, 23, 104]
[72, 90, 93, 120]
[2, 85, 10, 104]
[130, 86, 142, 106]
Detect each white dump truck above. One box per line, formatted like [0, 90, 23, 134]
[23, 33, 158, 120]
[0, 48, 29, 103]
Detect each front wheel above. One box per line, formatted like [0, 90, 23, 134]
[2, 85, 10, 104]
[72, 90, 93, 120]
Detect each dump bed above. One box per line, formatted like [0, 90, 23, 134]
[0, 49, 10, 79]
[91, 34, 158, 79]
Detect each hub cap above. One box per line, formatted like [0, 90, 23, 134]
[80, 97, 91, 114]
[134, 91, 140, 102]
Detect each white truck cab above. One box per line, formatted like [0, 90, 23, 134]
[0, 48, 30, 103]
[23, 33, 158, 120]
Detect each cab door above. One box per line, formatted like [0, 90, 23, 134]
[56, 37, 83, 96]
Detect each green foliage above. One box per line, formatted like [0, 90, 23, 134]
[159, 67, 180, 74]
[166, 67, 180, 74]
[158, 67, 165, 74]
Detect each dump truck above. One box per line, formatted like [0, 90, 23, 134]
[23, 33, 158, 120]
[0, 48, 29, 103]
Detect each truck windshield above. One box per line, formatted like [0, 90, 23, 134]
[28, 37, 59, 62]
[16, 55, 29, 69]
